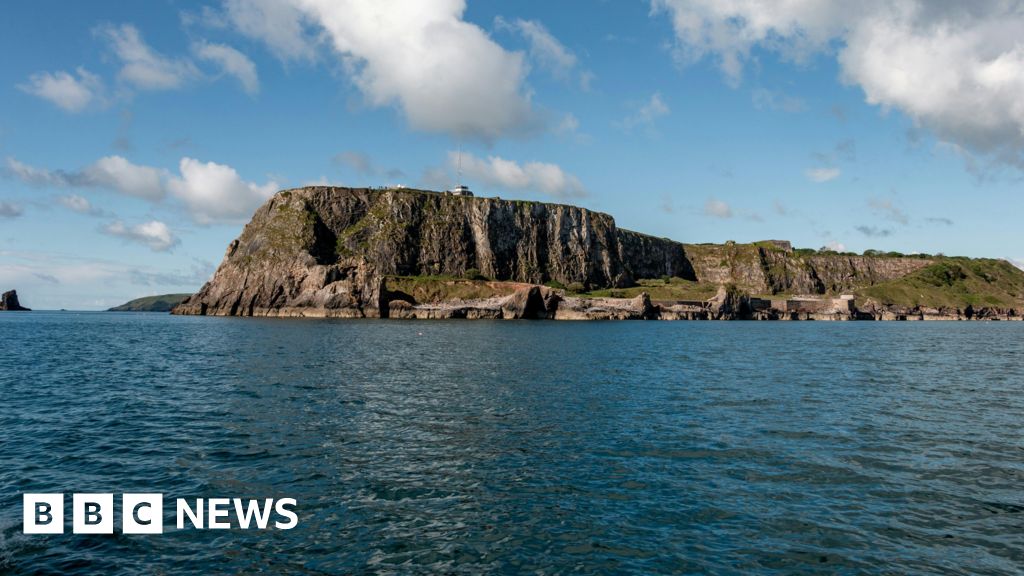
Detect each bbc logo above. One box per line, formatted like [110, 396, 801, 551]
[24, 494, 163, 534]
[24, 493, 298, 533]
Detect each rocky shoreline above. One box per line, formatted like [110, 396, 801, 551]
[178, 279, 1020, 321]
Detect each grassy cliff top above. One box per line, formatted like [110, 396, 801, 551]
[276, 186, 610, 217]
[855, 258, 1024, 308]
[108, 293, 192, 312]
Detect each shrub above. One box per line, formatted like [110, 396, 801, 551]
[567, 282, 585, 293]
[464, 268, 488, 281]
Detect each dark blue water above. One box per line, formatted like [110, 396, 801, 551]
[1, 312, 1023, 574]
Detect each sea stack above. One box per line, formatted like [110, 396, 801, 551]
[1, 290, 31, 311]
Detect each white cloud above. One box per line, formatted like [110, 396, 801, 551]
[167, 157, 278, 224]
[96, 23, 198, 90]
[1009, 258, 1024, 272]
[6, 155, 273, 224]
[6, 155, 164, 199]
[0, 201, 24, 218]
[452, 151, 586, 198]
[18, 67, 103, 112]
[805, 167, 840, 183]
[651, 0, 1024, 169]
[555, 113, 580, 135]
[620, 92, 670, 131]
[58, 194, 104, 216]
[824, 240, 847, 252]
[704, 198, 733, 218]
[496, 16, 591, 87]
[82, 156, 168, 200]
[223, 0, 317, 62]
[194, 41, 260, 95]
[5, 157, 68, 187]
[102, 220, 179, 252]
[225, 0, 538, 140]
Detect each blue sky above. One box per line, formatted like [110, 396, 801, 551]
[2, 0, 1023, 310]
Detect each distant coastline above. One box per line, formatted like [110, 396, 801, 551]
[108, 293, 191, 312]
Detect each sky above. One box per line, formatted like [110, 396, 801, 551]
[2, 0, 1023, 310]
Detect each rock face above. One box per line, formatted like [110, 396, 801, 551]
[1, 290, 30, 311]
[173, 186, 1017, 320]
[682, 243, 932, 295]
[174, 187, 691, 317]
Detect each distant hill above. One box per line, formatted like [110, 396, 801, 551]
[108, 294, 192, 312]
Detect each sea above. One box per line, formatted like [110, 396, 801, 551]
[1, 311, 1023, 574]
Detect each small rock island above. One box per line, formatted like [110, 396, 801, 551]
[1, 290, 31, 311]
[172, 187, 1024, 321]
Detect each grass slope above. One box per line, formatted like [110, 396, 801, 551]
[108, 293, 192, 312]
[855, 258, 1024, 308]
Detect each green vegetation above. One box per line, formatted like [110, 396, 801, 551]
[108, 293, 191, 312]
[856, 258, 1024, 308]
[580, 277, 718, 301]
[463, 268, 489, 281]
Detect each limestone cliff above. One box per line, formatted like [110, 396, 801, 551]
[173, 186, 1020, 320]
[683, 243, 932, 295]
[173, 187, 690, 317]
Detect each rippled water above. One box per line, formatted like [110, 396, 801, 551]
[2, 312, 1024, 574]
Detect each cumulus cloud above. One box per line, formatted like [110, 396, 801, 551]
[855, 225, 894, 238]
[223, 0, 317, 62]
[18, 67, 104, 112]
[82, 156, 167, 200]
[194, 41, 260, 95]
[651, 0, 1024, 169]
[58, 194, 105, 216]
[0, 201, 24, 218]
[6, 156, 166, 200]
[452, 151, 586, 198]
[224, 0, 538, 140]
[167, 157, 278, 224]
[495, 16, 591, 88]
[704, 198, 733, 218]
[96, 23, 198, 90]
[5, 158, 67, 187]
[102, 220, 179, 252]
[805, 167, 840, 183]
[6, 155, 274, 224]
[620, 92, 670, 131]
